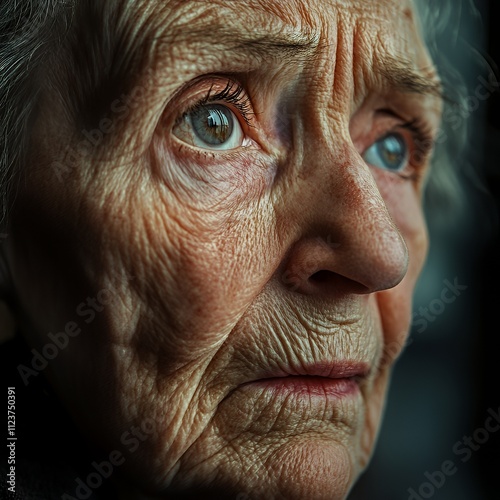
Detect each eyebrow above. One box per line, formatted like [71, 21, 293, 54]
[162, 25, 320, 64]
[380, 58, 444, 100]
[160, 25, 443, 101]
[232, 32, 320, 62]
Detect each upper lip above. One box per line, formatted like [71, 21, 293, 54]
[250, 361, 371, 382]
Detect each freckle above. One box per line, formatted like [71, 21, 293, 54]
[403, 8, 413, 20]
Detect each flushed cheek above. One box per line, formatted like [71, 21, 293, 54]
[374, 239, 426, 365]
[374, 172, 428, 249]
[370, 171, 428, 337]
[374, 238, 424, 364]
[386, 183, 428, 313]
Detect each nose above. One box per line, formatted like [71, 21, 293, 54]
[279, 138, 409, 296]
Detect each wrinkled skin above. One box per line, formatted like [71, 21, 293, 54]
[4, 0, 442, 498]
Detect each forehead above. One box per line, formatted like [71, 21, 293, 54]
[148, 0, 416, 23]
[138, 0, 431, 74]
[143, 0, 420, 43]
[253, 0, 416, 26]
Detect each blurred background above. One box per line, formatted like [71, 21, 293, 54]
[349, 0, 500, 499]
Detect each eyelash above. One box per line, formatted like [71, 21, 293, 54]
[399, 118, 435, 180]
[185, 80, 254, 127]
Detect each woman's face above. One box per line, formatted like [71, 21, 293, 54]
[6, 0, 442, 497]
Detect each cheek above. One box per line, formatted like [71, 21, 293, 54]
[386, 182, 429, 283]
[7, 151, 286, 487]
[90, 162, 281, 369]
[372, 169, 429, 277]
[151, 132, 278, 210]
[374, 171, 428, 241]
[371, 172, 429, 357]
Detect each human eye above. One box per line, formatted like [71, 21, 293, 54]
[172, 79, 255, 152]
[363, 120, 435, 181]
[363, 133, 408, 173]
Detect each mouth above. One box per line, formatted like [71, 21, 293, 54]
[240, 362, 370, 400]
[243, 376, 361, 398]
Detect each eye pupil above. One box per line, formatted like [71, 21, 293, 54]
[191, 104, 234, 145]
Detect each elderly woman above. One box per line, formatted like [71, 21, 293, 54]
[0, 0, 453, 498]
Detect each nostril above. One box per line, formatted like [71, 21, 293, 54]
[309, 271, 370, 294]
[310, 270, 334, 284]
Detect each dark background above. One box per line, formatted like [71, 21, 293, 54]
[350, 1, 500, 499]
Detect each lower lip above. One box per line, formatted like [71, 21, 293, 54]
[245, 376, 360, 398]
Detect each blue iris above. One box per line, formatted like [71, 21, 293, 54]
[364, 133, 408, 172]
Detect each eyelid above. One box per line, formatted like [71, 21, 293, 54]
[363, 129, 428, 183]
[166, 75, 264, 155]
[398, 119, 436, 166]
[171, 76, 256, 132]
[373, 110, 436, 165]
[198, 79, 255, 126]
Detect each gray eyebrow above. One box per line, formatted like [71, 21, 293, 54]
[231, 32, 320, 61]
[380, 57, 444, 99]
[159, 25, 442, 100]
[158, 25, 320, 63]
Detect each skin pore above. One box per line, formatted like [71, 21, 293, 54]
[4, 0, 442, 498]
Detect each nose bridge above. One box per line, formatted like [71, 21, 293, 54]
[314, 133, 406, 246]
[337, 158, 409, 290]
[298, 116, 391, 233]
[278, 117, 409, 294]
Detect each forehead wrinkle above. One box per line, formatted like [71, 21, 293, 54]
[139, 0, 429, 86]
[147, 0, 321, 62]
[155, 24, 320, 63]
[154, 0, 438, 91]
[346, 10, 442, 108]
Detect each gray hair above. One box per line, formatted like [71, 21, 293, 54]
[0, 0, 482, 232]
[0, 0, 73, 230]
[415, 0, 485, 220]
